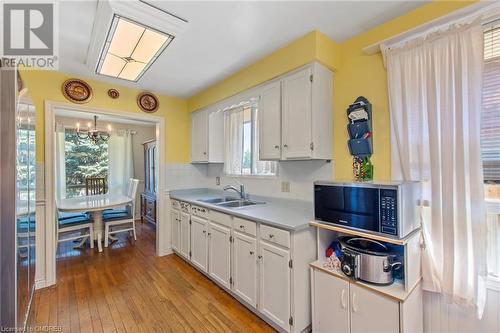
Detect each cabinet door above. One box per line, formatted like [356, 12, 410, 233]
[259, 241, 290, 331]
[191, 216, 208, 272]
[191, 111, 208, 162]
[312, 269, 350, 333]
[350, 284, 400, 333]
[282, 67, 312, 159]
[208, 222, 231, 289]
[258, 80, 282, 160]
[232, 231, 257, 306]
[171, 210, 180, 252]
[180, 212, 191, 259]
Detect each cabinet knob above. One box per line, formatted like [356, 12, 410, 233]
[268, 234, 274, 239]
[274, 145, 279, 149]
[250, 251, 254, 255]
[239, 225, 244, 229]
[203, 230, 206, 234]
[283, 144, 288, 148]
[258, 255, 262, 259]
[203, 152, 207, 155]
[208, 232, 211, 236]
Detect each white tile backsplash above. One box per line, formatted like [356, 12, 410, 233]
[166, 160, 334, 202]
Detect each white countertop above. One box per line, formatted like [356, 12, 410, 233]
[169, 188, 314, 231]
[57, 193, 132, 212]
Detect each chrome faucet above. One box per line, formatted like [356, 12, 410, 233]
[223, 184, 247, 199]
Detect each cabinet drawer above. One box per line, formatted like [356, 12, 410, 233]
[260, 224, 290, 248]
[233, 217, 257, 236]
[209, 210, 232, 228]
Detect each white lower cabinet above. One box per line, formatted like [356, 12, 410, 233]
[312, 269, 350, 333]
[190, 216, 208, 272]
[349, 284, 399, 333]
[171, 210, 180, 252]
[171, 200, 317, 333]
[180, 212, 191, 259]
[259, 240, 291, 331]
[208, 221, 231, 289]
[232, 231, 258, 306]
[312, 267, 422, 333]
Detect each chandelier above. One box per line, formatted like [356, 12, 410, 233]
[76, 115, 110, 144]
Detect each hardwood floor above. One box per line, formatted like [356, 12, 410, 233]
[29, 222, 275, 333]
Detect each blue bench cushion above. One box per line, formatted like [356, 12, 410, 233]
[103, 212, 133, 222]
[59, 211, 88, 221]
[58, 215, 92, 228]
[103, 207, 128, 215]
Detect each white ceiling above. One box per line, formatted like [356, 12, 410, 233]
[59, 1, 427, 98]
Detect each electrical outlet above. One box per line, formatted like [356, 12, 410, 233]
[216, 177, 221, 186]
[281, 181, 290, 193]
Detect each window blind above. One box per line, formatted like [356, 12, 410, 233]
[481, 24, 500, 181]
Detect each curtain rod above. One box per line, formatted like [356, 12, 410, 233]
[363, 1, 500, 55]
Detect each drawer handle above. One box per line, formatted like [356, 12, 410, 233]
[250, 251, 254, 255]
[268, 234, 274, 239]
[239, 225, 245, 229]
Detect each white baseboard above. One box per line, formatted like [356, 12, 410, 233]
[34, 278, 46, 290]
[158, 246, 173, 257]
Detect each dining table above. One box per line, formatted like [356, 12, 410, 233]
[57, 193, 133, 252]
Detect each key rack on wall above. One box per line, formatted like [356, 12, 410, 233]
[347, 96, 373, 181]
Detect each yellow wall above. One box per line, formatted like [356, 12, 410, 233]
[188, 30, 341, 112]
[188, 0, 477, 181]
[20, 70, 190, 163]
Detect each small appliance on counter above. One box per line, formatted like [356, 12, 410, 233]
[314, 180, 420, 239]
[338, 236, 402, 285]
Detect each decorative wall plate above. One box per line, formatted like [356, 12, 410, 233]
[62, 79, 93, 104]
[137, 92, 159, 113]
[107, 88, 119, 99]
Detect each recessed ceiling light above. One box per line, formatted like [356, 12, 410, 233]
[96, 16, 174, 82]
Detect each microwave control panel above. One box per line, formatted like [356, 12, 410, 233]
[380, 189, 398, 235]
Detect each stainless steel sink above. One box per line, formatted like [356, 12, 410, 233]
[197, 197, 238, 204]
[216, 200, 264, 208]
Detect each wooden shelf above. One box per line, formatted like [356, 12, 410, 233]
[309, 220, 420, 245]
[310, 260, 420, 302]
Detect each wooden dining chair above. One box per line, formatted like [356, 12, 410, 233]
[86, 177, 107, 195]
[103, 179, 139, 247]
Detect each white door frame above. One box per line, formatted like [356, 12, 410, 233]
[43, 100, 168, 287]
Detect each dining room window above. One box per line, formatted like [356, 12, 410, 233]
[64, 129, 109, 197]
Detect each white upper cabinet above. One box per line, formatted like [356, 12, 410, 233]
[258, 80, 282, 160]
[191, 109, 224, 163]
[282, 67, 313, 159]
[282, 63, 333, 160]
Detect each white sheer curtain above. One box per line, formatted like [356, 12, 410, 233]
[108, 130, 134, 195]
[384, 21, 487, 314]
[55, 123, 66, 200]
[224, 107, 244, 175]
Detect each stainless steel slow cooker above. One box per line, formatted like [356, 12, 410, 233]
[339, 236, 402, 285]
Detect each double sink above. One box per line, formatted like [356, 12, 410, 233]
[198, 196, 264, 208]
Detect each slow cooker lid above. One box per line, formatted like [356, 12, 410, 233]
[341, 237, 390, 255]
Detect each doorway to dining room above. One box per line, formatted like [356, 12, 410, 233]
[43, 102, 167, 287]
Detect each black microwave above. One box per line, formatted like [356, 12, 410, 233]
[314, 181, 420, 239]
